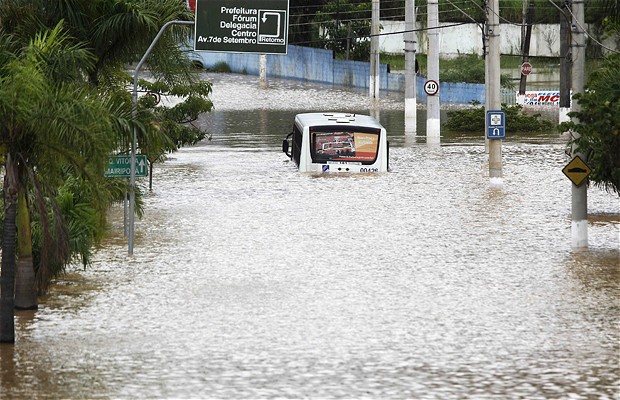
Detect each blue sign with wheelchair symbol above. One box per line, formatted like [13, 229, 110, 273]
[486, 110, 506, 139]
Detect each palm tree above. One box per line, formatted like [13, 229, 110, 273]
[0, 23, 129, 342]
[1, 0, 214, 341]
[33, 0, 214, 186]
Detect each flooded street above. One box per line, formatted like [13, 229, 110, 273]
[2, 73, 619, 399]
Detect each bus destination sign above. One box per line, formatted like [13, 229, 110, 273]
[194, 0, 289, 54]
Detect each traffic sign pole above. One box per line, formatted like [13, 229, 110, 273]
[131, 20, 194, 255]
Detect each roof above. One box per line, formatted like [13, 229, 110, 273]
[294, 113, 384, 130]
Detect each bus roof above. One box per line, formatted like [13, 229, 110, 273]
[295, 113, 384, 130]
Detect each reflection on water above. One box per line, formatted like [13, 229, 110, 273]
[1, 74, 618, 399]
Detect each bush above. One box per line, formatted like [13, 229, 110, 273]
[560, 53, 620, 196]
[443, 103, 555, 132]
[439, 54, 514, 88]
[207, 61, 231, 73]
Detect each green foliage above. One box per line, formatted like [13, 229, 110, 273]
[380, 52, 406, 70]
[439, 53, 514, 88]
[443, 103, 555, 133]
[289, 0, 324, 46]
[0, 20, 131, 292]
[208, 61, 232, 73]
[315, 0, 372, 61]
[25, 173, 144, 285]
[559, 53, 620, 196]
[412, 0, 617, 24]
[381, 53, 515, 86]
[0, 0, 214, 293]
[440, 54, 486, 84]
[137, 78, 213, 160]
[502, 104, 555, 132]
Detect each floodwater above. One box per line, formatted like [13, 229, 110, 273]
[2, 73, 619, 399]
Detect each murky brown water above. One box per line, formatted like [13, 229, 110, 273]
[1, 73, 619, 399]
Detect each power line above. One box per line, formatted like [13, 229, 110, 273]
[289, 0, 618, 53]
[290, 21, 469, 46]
[546, 0, 619, 54]
[445, 0, 481, 23]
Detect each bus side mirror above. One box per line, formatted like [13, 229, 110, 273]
[282, 139, 289, 154]
[282, 132, 292, 158]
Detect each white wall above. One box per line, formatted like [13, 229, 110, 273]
[379, 21, 615, 57]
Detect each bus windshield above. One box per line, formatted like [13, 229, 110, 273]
[310, 128, 380, 164]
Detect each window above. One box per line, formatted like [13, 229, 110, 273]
[310, 127, 380, 164]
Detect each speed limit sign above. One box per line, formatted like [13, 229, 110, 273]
[424, 80, 439, 96]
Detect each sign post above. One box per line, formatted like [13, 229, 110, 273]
[131, 20, 194, 255]
[194, 0, 289, 54]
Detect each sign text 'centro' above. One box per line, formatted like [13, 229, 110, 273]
[194, 0, 289, 54]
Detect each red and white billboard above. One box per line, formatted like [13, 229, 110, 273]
[516, 90, 572, 107]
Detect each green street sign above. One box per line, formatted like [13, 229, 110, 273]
[105, 155, 148, 178]
[194, 0, 289, 54]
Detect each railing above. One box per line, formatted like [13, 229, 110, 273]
[501, 90, 516, 106]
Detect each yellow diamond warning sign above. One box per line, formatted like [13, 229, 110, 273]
[562, 155, 591, 186]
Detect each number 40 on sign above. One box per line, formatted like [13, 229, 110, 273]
[424, 80, 439, 96]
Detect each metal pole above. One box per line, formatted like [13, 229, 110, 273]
[559, 0, 571, 123]
[570, 0, 588, 248]
[426, 0, 440, 142]
[370, 0, 380, 98]
[404, 0, 417, 134]
[518, 0, 535, 95]
[124, 190, 128, 237]
[130, 20, 194, 255]
[486, 0, 502, 181]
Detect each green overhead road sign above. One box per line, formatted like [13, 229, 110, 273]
[105, 155, 148, 178]
[194, 0, 289, 54]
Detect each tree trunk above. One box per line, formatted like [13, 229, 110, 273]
[1, 154, 19, 343]
[15, 191, 37, 310]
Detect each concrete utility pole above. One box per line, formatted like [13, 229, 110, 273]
[486, 0, 502, 181]
[570, 0, 588, 248]
[559, 0, 571, 123]
[405, 0, 417, 134]
[259, 54, 267, 88]
[426, 0, 440, 141]
[370, 0, 380, 98]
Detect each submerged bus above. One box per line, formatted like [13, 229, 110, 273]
[282, 113, 389, 173]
